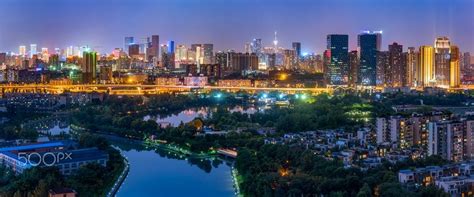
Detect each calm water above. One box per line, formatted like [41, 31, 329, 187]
[143, 106, 263, 127]
[116, 148, 235, 197]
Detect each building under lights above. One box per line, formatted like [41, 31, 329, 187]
[434, 37, 451, 87]
[30, 44, 37, 58]
[419, 46, 435, 87]
[82, 51, 97, 84]
[358, 32, 378, 86]
[450, 45, 461, 88]
[327, 34, 349, 86]
[19, 45, 26, 57]
[406, 47, 419, 87]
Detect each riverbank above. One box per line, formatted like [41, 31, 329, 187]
[143, 138, 218, 158]
[107, 148, 130, 197]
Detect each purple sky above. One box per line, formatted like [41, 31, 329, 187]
[0, 0, 473, 54]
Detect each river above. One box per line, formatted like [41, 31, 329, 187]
[113, 141, 236, 197]
[30, 107, 248, 196]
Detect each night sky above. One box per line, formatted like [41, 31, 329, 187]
[0, 0, 473, 54]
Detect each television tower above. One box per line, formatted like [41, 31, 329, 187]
[273, 31, 278, 52]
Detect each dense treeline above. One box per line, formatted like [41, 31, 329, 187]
[235, 144, 448, 197]
[381, 92, 471, 106]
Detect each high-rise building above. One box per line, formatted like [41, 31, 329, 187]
[19, 45, 26, 57]
[175, 45, 188, 61]
[376, 51, 390, 86]
[406, 47, 419, 87]
[463, 52, 471, 71]
[349, 50, 359, 86]
[374, 31, 383, 51]
[388, 42, 405, 87]
[147, 35, 160, 62]
[358, 33, 378, 86]
[128, 44, 140, 57]
[245, 43, 251, 53]
[434, 37, 451, 87]
[168, 41, 175, 53]
[327, 35, 349, 85]
[124, 37, 134, 54]
[450, 45, 461, 88]
[282, 49, 297, 70]
[225, 52, 258, 74]
[428, 121, 464, 162]
[82, 51, 97, 84]
[250, 39, 262, 54]
[251, 38, 264, 66]
[419, 46, 435, 87]
[30, 44, 37, 58]
[161, 44, 171, 69]
[292, 42, 302, 58]
[201, 44, 213, 64]
[190, 44, 213, 64]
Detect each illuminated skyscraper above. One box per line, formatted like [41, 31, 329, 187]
[175, 45, 188, 61]
[161, 44, 175, 69]
[376, 51, 389, 86]
[30, 44, 37, 58]
[201, 44, 213, 64]
[292, 42, 302, 58]
[374, 31, 383, 51]
[128, 44, 140, 57]
[327, 34, 349, 85]
[434, 37, 451, 87]
[282, 49, 297, 70]
[19, 45, 26, 56]
[244, 43, 251, 54]
[251, 38, 265, 68]
[349, 50, 359, 87]
[419, 46, 435, 87]
[124, 36, 134, 55]
[168, 41, 175, 53]
[251, 39, 262, 54]
[406, 47, 419, 87]
[450, 45, 460, 88]
[167, 41, 176, 68]
[147, 35, 160, 62]
[358, 32, 378, 86]
[388, 42, 405, 87]
[82, 51, 97, 84]
[66, 46, 74, 57]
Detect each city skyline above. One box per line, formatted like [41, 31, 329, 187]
[1, 0, 473, 53]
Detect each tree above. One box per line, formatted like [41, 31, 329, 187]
[357, 183, 372, 197]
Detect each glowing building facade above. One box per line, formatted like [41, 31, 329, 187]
[419, 46, 435, 87]
[434, 37, 451, 87]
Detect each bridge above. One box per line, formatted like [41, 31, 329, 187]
[0, 84, 333, 95]
[0, 84, 471, 96]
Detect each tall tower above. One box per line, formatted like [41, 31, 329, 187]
[419, 46, 435, 87]
[434, 37, 451, 87]
[124, 37, 134, 55]
[406, 47, 419, 87]
[19, 45, 26, 57]
[273, 31, 278, 52]
[450, 45, 460, 88]
[30, 44, 37, 58]
[388, 42, 404, 87]
[82, 51, 97, 84]
[327, 34, 349, 85]
[358, 32, 378, 86]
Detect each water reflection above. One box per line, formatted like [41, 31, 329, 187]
[24, 117, 71, 136]
[143, 105, 263, 127]
[111, 140, 235, 197]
